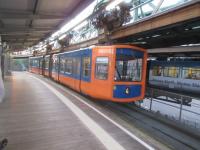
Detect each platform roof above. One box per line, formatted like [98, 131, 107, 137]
[0, 0, 93, 51]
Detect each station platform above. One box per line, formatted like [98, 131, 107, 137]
[0, 72, 160, 150]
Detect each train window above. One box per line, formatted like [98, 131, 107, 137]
[60, 58, 65, 74]
[34, 60, 39, 67]
[39, 59, 43, 69]
[115, 58, 142, 82]
[163, 67, 179, 78]
[45, 58, 49, 70]
[182, 67, 200, 80]
[52, 56, 58, 72]
[83, 57, 91, 78]
[73, 58, 81, 76]
[95, 57, 109, 80]
[65, 58, 73, 74]
[152, 66, 162, 76]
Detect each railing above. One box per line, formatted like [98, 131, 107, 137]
[139, 87, 200, 131]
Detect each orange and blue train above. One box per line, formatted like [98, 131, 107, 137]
[29, 45, 147, 102]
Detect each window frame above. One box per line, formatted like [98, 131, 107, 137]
[182, 67, 200, 80]
[95, 56, 109, 80]
[64, 57, 73, 75]
[163, 66, 179, 78]
[82, 56, 91, 78]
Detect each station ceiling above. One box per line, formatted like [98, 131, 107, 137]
[0, 0, 93, 51]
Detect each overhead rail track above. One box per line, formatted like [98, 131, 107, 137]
[27, 0, 200, 55]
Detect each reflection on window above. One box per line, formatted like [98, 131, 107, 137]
[152, 66, 162, 76]
[39, 60, 43, 69]
[52, 56, 58, 72]
[65, 58, 73, 74]
[83, 57, 91, 77]
[45, 58, 49, 70]
[182, 67, 200, 80]
[95, 57, 109, 80]
[163, 67, 179, 78]
[33, 60, 39, 67]
[115, 58, 143, 82]
[73, 58, 81, 76]
[45, 60, 49, 69]
[60, 58, 65, 73]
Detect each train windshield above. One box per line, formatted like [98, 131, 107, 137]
[115, 48, 143, 82]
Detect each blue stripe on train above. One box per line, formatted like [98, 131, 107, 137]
[113, 85, 141, 98]
[58, 48, 92, 82]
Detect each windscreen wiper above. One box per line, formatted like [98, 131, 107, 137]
[115, 66, 122, 80]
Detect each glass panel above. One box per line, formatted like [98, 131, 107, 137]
[95, 57, 109, 80]
[52, 56, 58, 72]
[83, 57, 91, 77]
[152, 66, 162, 76]
[45, 58, 49, 69]
[60, 58, 65, 73]
[182, 67, 200, 80]
[163, 67, 179, 78]
[73, 58, 81, 76]
[115, 58, 143, 82]
[39, 59, 43, 69]
[65, 58, 73, 74]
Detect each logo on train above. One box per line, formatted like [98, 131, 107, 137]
[125, 87, 130, 95]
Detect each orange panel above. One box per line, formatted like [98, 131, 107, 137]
[59, 74, 81, 92]
[52, 72, 59, 81]
[31, 67, 40, 74]
[44, 70, 49, 77]
[80, 46, 114, 100]
[80, 45, 147, 103]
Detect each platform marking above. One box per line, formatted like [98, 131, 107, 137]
[31, 76, 126, 150]
[55, 86, 155, 150]
[32, 74, 155, 150]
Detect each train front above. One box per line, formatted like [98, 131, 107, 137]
[113, 46, 147, 102]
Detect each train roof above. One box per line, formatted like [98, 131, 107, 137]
[55, 45, 146, 56]
[29, 56, 43, 59]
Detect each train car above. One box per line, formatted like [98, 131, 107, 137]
[148, 60, 200, 95]
[51, 45, 147, 102]
[29, 56, 44, 74]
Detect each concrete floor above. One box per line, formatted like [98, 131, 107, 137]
[0, 72, 150, 150]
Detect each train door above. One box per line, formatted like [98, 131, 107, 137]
[73, 57, 81, 92]
[49, 54, 53, 78]
[57, 56, 61, 82]
[52, 54, 59, 81]
[80, 50, 92, 95]
[92, 56, 111, 99]
[39, 58, 43, 75]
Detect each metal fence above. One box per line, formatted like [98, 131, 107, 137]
[139, 87, 200, 131]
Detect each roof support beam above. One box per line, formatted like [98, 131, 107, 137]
[0, 9, 67, 19]
[0, 32, 46, 36]
[0, 29, 52, 33]
[0, 26, 53, 32]
[0, 14, 65, 20]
